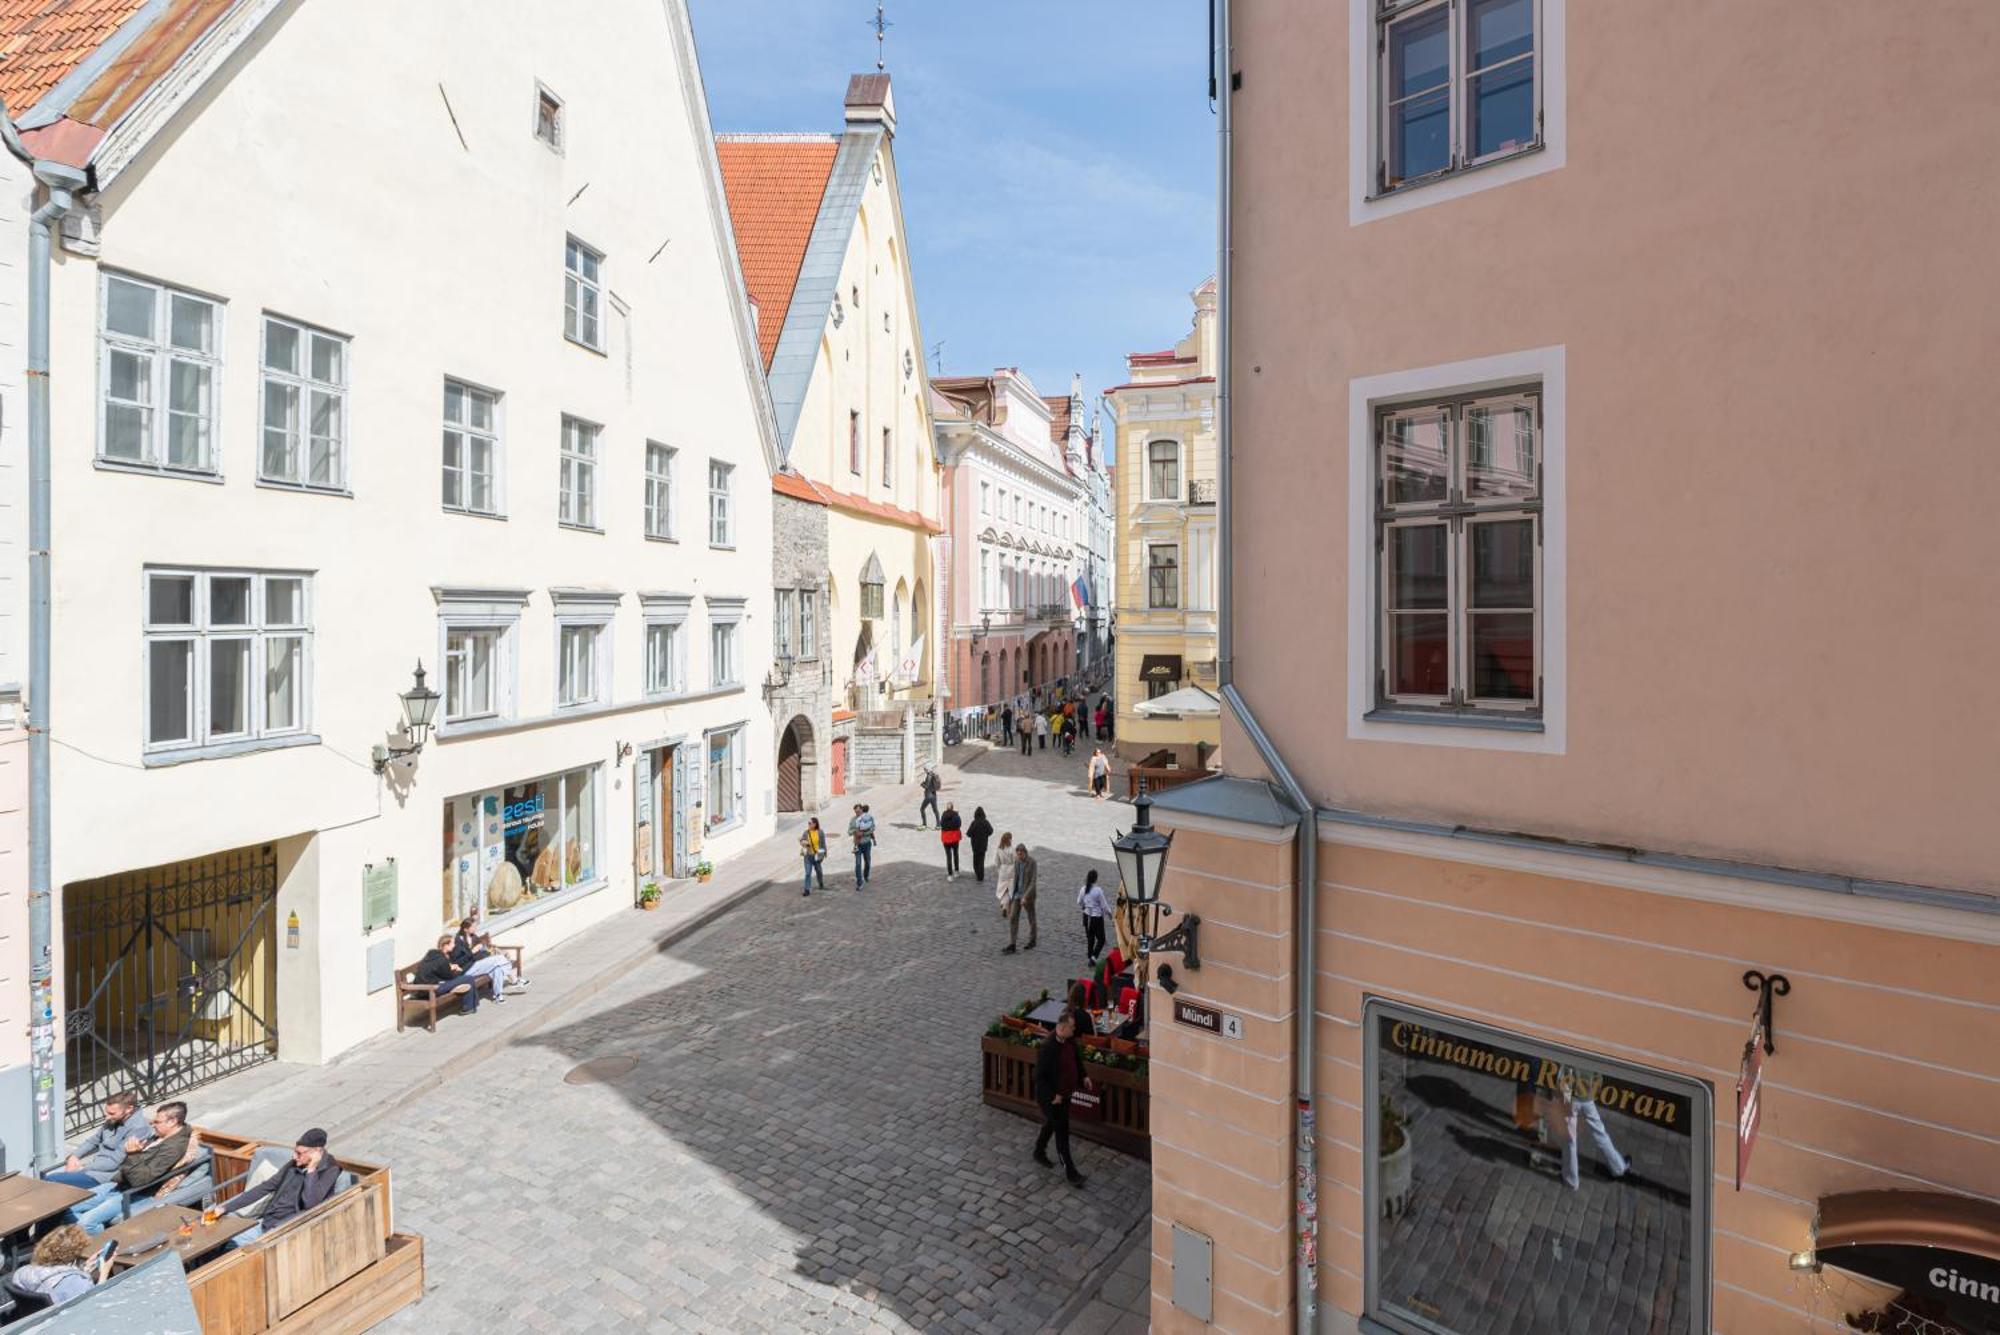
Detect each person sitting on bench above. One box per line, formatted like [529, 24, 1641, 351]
[413, 936, 495, 1014]
[42, 1090, 144, 1189]
[67, 1101, 192, 1234]
[449, 918, 528, 1002]
[222, 1127, 342, 1248]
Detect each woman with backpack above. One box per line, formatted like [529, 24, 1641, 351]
[939, 803, 964, 880]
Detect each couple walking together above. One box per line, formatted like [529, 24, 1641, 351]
[799, 804, 877, 894]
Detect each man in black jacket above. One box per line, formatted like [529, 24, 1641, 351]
[1032, 1010, 1091, 1187]
[224, 1127, 343, 1248]
[413, 934, 488, 1013]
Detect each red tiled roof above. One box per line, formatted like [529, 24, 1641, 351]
[816, 483, 943, 535]
[772, 470, 830, 505]
[1043, 395, 1074, 445]
[716, 135, 839, 370]
[0, 0, 145, 115]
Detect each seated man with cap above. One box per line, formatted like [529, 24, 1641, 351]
[222, 1127, 343, 1248]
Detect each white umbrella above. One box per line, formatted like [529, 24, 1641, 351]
[1132, 684, 1221, 717]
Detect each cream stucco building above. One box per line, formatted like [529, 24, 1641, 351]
[0, 0, 779, 1143]
[718, 76, 943, 787]
[1105, 280, 1220, 766]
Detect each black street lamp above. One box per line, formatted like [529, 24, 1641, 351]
[372, 661, 443, 773]
[1112, 794, 1199, 987]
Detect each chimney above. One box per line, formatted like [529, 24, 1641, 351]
[845, 74, 896, 137]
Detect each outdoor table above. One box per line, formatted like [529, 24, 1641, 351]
[1025, 999, 1066, 1026]
[101, 1203, 256, 1272]
[0, 1174, 92, 1238]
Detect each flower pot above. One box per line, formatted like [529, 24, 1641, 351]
[696, 871, 712, 884]
[639, 899, 660, 911]
[1380, 1138, 1413, 1219]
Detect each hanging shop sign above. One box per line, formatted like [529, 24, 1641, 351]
[1736, 969, 1789, 1190]
[1811, 1190, 2000, 1335]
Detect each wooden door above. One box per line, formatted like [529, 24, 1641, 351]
[830, 737, 847, 797]
[656, 749, 676, 877]
[776, 723, 803, 812]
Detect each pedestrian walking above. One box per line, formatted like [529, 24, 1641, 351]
[1002, 704, 1014, 739]
[1033, 1008, 1091, 1187]
[1077, 869, 1112, 963]
[1002, 843, 1038, 953]
[847, 803, 876, 888]
[1061, 714, 1077, 757]
[1554, 1066, 1630, 1190]
[1035, 712, 1050, 751]
[967, 807, 994, 882]
[1088, 747, 1111, 800]
[994, 832, 1015, 916]
[918, 765, 942, 828]
[799, 817, 831, 896]
[939, 803, 963, 879]
[1017, 713, 1033, 756]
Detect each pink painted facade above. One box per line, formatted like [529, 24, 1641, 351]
[932, 372, 1088, 709]
[1142, 5, 2000, 1334]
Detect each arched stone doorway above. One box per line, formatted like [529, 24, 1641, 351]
[776, 714, 818, 813]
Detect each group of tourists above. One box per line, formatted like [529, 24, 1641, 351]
[998, 696, 1107, 758]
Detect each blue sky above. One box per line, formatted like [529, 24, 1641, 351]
[686, 0, 1217, 454]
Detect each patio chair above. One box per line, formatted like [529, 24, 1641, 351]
[206, 1148, 358, 1226]
[2, 1272, 51, 1316]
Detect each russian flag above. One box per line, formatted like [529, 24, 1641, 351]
[1070, 575, 1090, 609]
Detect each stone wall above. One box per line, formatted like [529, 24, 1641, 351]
[772, 491, 834, 811]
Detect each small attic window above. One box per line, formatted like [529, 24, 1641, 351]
[534, 85, 564, 153]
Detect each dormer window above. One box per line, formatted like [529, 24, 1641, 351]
[534, 85, 564, 153]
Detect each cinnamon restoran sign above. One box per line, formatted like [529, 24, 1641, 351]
[1387, 1020, 1692, 1134]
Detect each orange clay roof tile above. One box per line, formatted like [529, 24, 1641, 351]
[715, 135, 839, 370]
[0, 0, 147, 115]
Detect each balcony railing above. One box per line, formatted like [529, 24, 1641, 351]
[1188, 479, 1218, 505]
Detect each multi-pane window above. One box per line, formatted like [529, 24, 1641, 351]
[710, 621, 739, 687]
[564, 237, 603, 348]
[534, 86, 564, 152]
[799, 588, 818, 659]
[444, 627, 501, 722]
[706, 727, 746, 831]
[259, 316, 347, 489]
[849, 411, 862, 474]
[1377, 388, 1540, 715]
[645, 621, 683, 695]
[1147, 439, 1181, 500]
[144, 569, 309, 751]
[1376, 0, 1540, 194]
[980, 550, 994, 609]
[707, 460, 734, 546]
[645, 442, 676, 540]
[1147, 544, 1180, 610]
[559, 416, 599, 529]
[980, 481, 991, 514]
[860, 577, 884, 620]
[774, 590, 796, 659]
[443, 381, 500, 515]
[101, 274, 220, 473]
[557, 622, 603, 707]
[881, 428, 892, 488]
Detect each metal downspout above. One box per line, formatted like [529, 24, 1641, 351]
[3, 105, 85, 1168]
[1210, 6, 1321, 1329]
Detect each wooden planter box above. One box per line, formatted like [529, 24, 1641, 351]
[981, 1035, 1151, 1160]
[183, 1129, 424, 1334]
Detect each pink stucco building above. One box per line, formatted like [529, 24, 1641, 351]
[1140, 3, 2000, 1333]
[932, 370, 1097, 711]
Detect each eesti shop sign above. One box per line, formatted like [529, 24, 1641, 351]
[1385, 1020, 1693, 1133]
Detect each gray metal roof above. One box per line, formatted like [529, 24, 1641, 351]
[1148, 775, 1301, 831]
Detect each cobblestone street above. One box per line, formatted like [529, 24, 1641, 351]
[356, 742, 1147, 1333]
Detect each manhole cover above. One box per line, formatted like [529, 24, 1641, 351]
[564, 1055, 637, 1085]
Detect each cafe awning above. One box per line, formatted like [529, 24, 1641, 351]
[1134, 684, 1220, 717]
[1817, 1190, 2000, 1261]
[1809, 1190, 2000, 1331]
[1138, 654, 1182, 682]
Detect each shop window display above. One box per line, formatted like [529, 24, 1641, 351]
[1364, 1000, 1710, 1334]
[442, 765, 600, 923]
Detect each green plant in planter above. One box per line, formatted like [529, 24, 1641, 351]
[1379, 1096, 1408, 1156]
[638, 882, 663, 905]
[692, 859, 715, 880]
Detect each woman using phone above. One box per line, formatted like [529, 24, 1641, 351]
[13, 1225, 113, 1304]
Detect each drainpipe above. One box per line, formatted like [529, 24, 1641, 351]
[1209, 6, 1321, 1330]
[3, 105, 88, 1169]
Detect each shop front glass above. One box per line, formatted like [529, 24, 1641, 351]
[443, 764, 601, 926]
[1364, 1000, 1710, 1334]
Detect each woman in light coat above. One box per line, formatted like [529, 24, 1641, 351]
[994, 832, 1016, 916]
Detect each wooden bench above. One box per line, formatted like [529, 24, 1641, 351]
[394, 935, 525, 1032]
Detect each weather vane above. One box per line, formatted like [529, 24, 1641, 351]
[871, 2, 890, 72]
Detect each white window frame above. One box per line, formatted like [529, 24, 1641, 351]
[533, 82, 565, 153]
[443, 379, 504, 517]
[644, 442, 677, 541]
[1146, 543, 1180, 610]
[707, 460, 734, 548]
[881, 426, 893, 489]
[443, 627, 502, 723]
[1350, 0, 1566, 225]
[143, 568, 312, 755]
[434, 587, 527, 729]
[707, 597, 746, 689]
[798, 586, 819, 660]
[980, 481, 991, 515]
[639, 593, 691, 699]
[1146, 439, 1182, 501]
[1347, 345, 1565, 753]
[559, 415, 601, 531]
[705, 724, 748, 833]
[773, 589, 796, 660]
[564, 236, 605, 350]
[552, 590, 618, 710]
[849, 410, 862, 474]
[99, 272, 223, 475]
[258, 314, 349, 492]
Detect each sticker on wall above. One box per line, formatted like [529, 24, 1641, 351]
[487, 822, 498, 837]
[458, 858, 470, 875]
[460, 822, 472, 837]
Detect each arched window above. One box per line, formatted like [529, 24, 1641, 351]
[859, 552, 885, 619]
